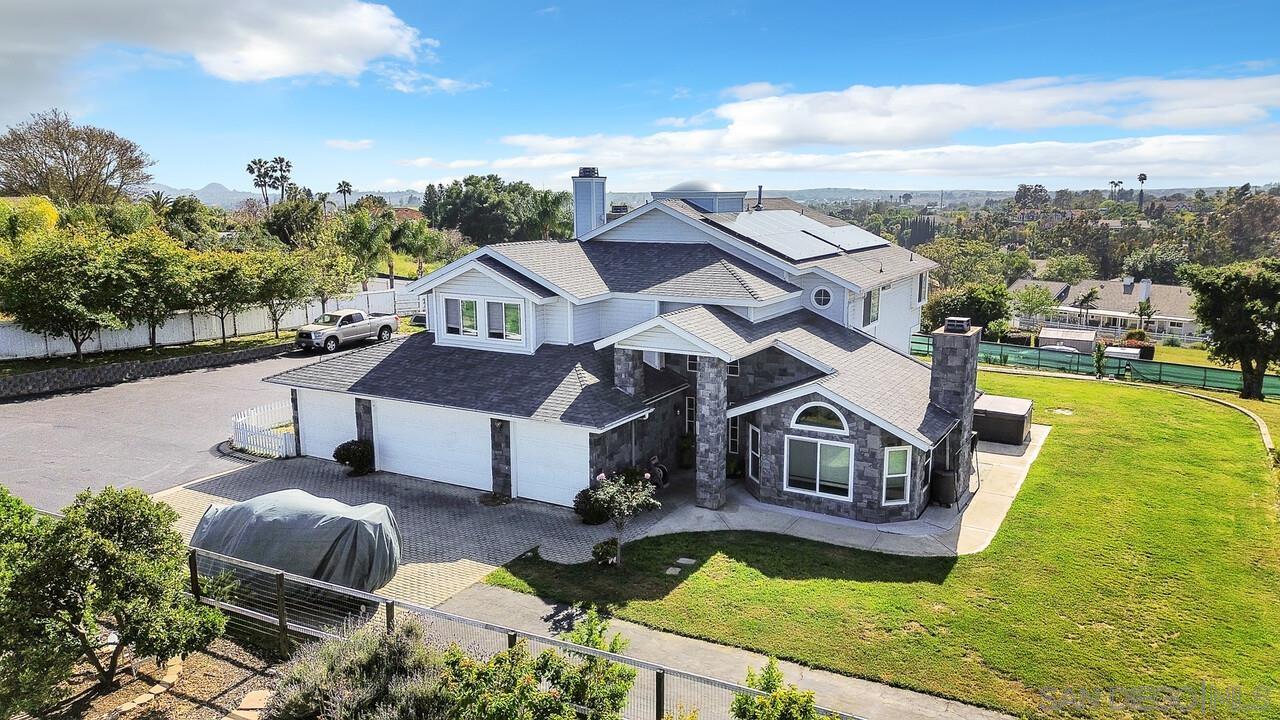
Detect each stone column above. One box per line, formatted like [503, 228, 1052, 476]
[928, 322, 980, 502]
[289, 389, 302, 457]
[355, 398, 374, 467]
[490, 419, 512, 497]
[695, 356, 728, 509]
[613, 347, 645, 398]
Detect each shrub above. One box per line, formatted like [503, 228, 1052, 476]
[266, 618, 446, 720]
[573, 488, 610, 525]
[333, 439, 374, 476]
[550, 609, 636, 720]
[731, 658, 838, 720]
[593, 538, 618, 565]
[1162, 336, 1183, 347]
[1124, 328, 1148, 341]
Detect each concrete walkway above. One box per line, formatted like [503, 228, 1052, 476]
[439, 583, 1013, 720]
[643, 424, 1050, 556]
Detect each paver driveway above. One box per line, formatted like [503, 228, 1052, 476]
[0, 350, 335, 511]
[160, 457, 678, 606]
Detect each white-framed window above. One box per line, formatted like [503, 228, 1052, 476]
[883, 445, 912, 506]
[917, 273, 928, 304]
[922, 448, 933, 490]
[748, 425, 761, 481]
[790, 402, 848, 435]
[686, 355, 699, 373]
[727, 359, 740, 377]
[1169, 320, 1183, 329]
[685, 395, 696, 434]
[811, 286, 833, 308]
[444, 297, 478, 336]
[784, 436, 854, 500]
[728, 416, 740, 454]
[862, 288, 881, 326]
[486, 301, 523, 341]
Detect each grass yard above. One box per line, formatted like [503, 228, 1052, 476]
[0, 331, 289, 378]
[389, 253, 445, 280]
[487, 373, 1280, 719]
[1152, 343, 1237, 369]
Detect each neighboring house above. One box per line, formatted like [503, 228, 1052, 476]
[267, 169, 983, 524]
[1010, 276, 1201, 337]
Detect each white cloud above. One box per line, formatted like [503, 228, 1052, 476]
[375, 64, 487, 94]
[536, 6, 560, 14]
[0, 0, 438, 122]
[326, 138, 375, 151]
[722, 81, 789, 101]
[398, 157, 487, 169]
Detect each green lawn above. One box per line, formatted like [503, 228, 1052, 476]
[0, 331, 289, 378]
[487, 373, 1280, 718]
[1153, 343, 1237, 369]
[389, 253, 444, 280]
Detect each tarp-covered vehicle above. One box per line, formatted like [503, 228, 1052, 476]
[191, 490, 402, 632]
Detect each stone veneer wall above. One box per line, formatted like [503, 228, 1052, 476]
[0, 343, 292, 400]
[728, 346, 824, 402]
[695, 357, 729, 508]
[744, 392, 930, 523]
[490, 419, 512, 497]
[355, 398, 374, 466]
[588, 393, 681, 480]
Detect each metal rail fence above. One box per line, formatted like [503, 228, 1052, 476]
[188, 548, 867, 720]
[911, 334, 1280, 395]
[230, 401, 297, 458]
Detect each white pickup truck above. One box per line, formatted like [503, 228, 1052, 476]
[295, 309, 398, 353]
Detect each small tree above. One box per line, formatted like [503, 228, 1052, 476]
[109, 227, 192, 348]
[921, 282, 1011, 331]
[0, 226, 122, 359]
[1071, 287, 1101, 326]
[1134, 298, 1157, 332]
[190, 250, 257, 344]
[730, 658, 837, 720]
[1010, 284, 1059, 328]
[1180, 259, 1280, 399]
[391, 219, 441, 278]
[548, 609, 636, 720]
[249, 249, 313, 338]
[0, 488, 223, 716]
[591, 471, 660, 567]
[1092, 341, 1107, 378]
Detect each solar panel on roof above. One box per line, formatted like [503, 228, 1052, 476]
[804, 224, 889, 252]
[708, 209, 886, 261]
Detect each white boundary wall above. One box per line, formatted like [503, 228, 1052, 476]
[0, 289, 397, 360]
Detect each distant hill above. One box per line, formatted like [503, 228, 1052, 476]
[141, 183, 422, 209]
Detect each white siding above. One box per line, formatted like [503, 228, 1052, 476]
[617, 326, 707, 355]
[296, 390, 356, 460]
[570, 302, 601, 344]
[788, 272, 845, 324]
[849, 277, 919, 354]
[436, 268, 514, 298]
[571, 298, 657, 344]
[750, 296, 804, 321]
[537, 297, 571, 345]
[593, 208, 709, 243]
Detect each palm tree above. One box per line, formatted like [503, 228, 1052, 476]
[1134, 298, 1156, 332]
[391, 219, 439, 278]
[1114, 179, 1124, 200]
[1072, 287, 1101, 327]
[340, 209, 393, 291]
[1137, 172, 1148, 213]
[269, 156, 292, 204]
[246, 159, 271, 207]
[142, 190, 172, 217]
[336, 180, 353, 210]
[524, 190, 572, 241]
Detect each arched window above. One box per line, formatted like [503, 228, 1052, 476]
[810, 286, 832, 308]
[791, 402, 847, 434]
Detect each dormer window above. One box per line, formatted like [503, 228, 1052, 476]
[487, 301, 523, 341]
[445, 298, 478, 336]
[811, 287, 832, 308]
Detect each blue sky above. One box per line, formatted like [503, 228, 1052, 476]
[5, 0, 1280, 193]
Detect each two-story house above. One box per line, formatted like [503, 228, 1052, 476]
[266, 168, 981, 524]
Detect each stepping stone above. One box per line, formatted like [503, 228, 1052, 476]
[162, 672, 180, 685]
[132, 693, 153, 706]
[117, 702, 137, 713]
[229, 710, 261, 720]
[675, 557, 696, 565]
[240, 690, 272, 710]
[665, 566, 681, 575]
[166, 657, 183, 667]
[149, 683, 169, 693]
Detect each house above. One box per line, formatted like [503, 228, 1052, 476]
[1010, 276, 1201, 338]
[266, 169, 983, 524]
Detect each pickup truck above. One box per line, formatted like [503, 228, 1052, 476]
[295, 309, 398, 353]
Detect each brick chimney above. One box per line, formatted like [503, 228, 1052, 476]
[929, 317, 980, 505]
[613, 348, 645, 398]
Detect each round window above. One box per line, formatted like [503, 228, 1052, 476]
[811, 287, 832, 308]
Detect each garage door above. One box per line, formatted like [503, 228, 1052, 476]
[513, 420, 590, 506]
[297, 390, 356, 460]
[372, 400, 492, 490]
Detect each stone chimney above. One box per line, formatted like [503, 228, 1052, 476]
[613, 347, 645, 398]
[929, 317, 980, 505]
[572, 167, 606, 238]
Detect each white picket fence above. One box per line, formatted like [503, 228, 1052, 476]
[231, 400, 297, 459]
[0, 288, 398, 360]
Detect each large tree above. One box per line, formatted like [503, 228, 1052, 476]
[263, 196, 323, 248]
[307, 241, 362, 312]
[1122, 244, 1188, 284]
[1039, 253, 1096, 284]
[246, 158, 272, 207]
[109, 228, 192, 348]
[0, 227, 122, 359]
[1180, 259, 1280, 399]
[339, 209, 392, 291]
[0, 488, 223, 717]
[922, 282, 1011, 331]
[0, 110, 153, 203]
[248, 250, 314, 338]
[916, 236, 1005, 288]
[269, 156, 292, 204]
[189, 251, 257, 344]
[390, 218, 440, 278]
[336, 180, 353, 209]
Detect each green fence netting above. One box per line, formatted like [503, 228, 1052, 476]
[910, 335, 1280, 395]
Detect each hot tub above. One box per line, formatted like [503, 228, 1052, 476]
[973, 394, 1033, 445]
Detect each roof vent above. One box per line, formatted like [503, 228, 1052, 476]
[576, 167, 599, 178]
[944, 317, 972, 333]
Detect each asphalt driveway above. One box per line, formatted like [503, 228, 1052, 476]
[0, 350, 334, 512]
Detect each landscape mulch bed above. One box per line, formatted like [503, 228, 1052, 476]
[43, 637, 277, 720]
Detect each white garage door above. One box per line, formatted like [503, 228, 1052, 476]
[297, 390, 356, 460]
[372, 400, 492, 490]
[513, 420, 591, 506]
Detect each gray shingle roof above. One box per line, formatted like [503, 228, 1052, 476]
[476, 255, 557, 298]
[487, 241, 800, 302]
[1009, 278, 1195, 319]
[657, 305, 956, 445]
[265, 334, 687, 430]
